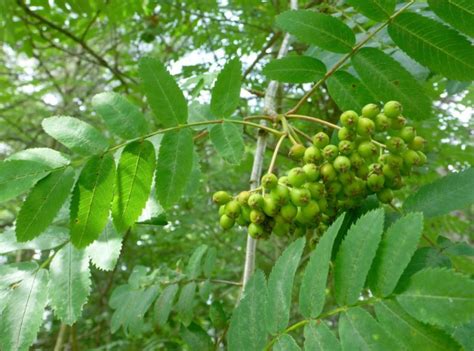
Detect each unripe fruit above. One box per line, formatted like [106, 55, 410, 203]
[237, 191, 251, 205]
[361, 103, 380, 119]
[288, 144, 306, 160]
[368, 163, 383, 175]
[300, 200, 320, 220]
[367, 173, 385, 192]
[241, 206, 251, 222]
[272, 221, 290, 237]
[248, 223, 264, 238]
[318, 197, 328, 212]
[295, 208, 311, 225]
[338, 140, 354, 155]
[386, 137, 406, 154]
[356, 164, 369, 179]
[350, 152, 365, 169]
[375, 113, 391, 131]
[262, 173, 278, 189]
[280, 202, 298, 222]
[377, 188, 394, 203]
[219, 205, 225, 216]
[333, 156, 351, 173]
[338, 127, 355, 141]
[270, 184, 289, 206]
[384, 100, 402, 118]
[320, 163, 337, 182]
[356, 117, 375, 136]
[313, 132, 329, 148]
[358, 141, 378, 159]
[323, 144, 338, 161]
[386, 176, 404, 190]
[326, 181, 342, 195]
[417, 151, 427, 165]
[385, 154, 404, 169]
[248, 193, 263, 209]
[262, 196, 279, 217]
[279, 176, 289, 185]
[303, 163, 319, 182]
[250, 209, 265, 224]
[340, 110, 359, 128]
[220, 215, 235, 230]
[391, 116, 407, 130]
[339, 171, 355, 185]
[236, 215, 249, 226]
[290, 187, 311, 207]
[409, 136, 426, 151]
[402, 149, 421, 167]
[224, 200, 241, 219]
[382, 164, 398, 180]
[304, 182, 325, 199]
[288, 167, 307, 187]
[345, 178, 365, 196]
[399, 126, 416, 143]
[304, 146, 323, 164]
[213, 191, 232, 205]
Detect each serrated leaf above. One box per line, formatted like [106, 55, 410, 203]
[0, 226, 68, 254]
[375, 300, 459, 351]
[186, 245, 208, 279]
[276, 10, 355, 53]
[7, 148, 70, 168]
[176, 282, 196, 327]
[262, 56, 326, 83]
[203, 247, 217, 278]
[154, 284, 178, 326]
[155, 129, 194, 208]
[388, 12, 474, 81]
[228, 270, 267, 351]
[16, 168, 75, 242]
[346, 0, 396, 21]
[327, 70, 375, 112]
[334, 208, 384, 306]
[0, 160, 51, 203]
[138, 57, 187, 126]
[112, 140, 156, 232]
[274, 335, 301, 351]
[70, 154, 115, 248]
[0, 263, 38, 316]
[181, 322, 213, 351]
[448, 320, 474, 351]
[304, 321, 341, 351]
[42, 116, 109, 156]
[339, 307, 401, 350]
[428, 0, 474, 38]
[266, 238, 305, 334]
[49, 243, 91, 325]
[86, 222, 123, 271]
[397, 267, 474, 326]
[404, 168, 474, 217]
[300, 214, 345, 318]
[92, 92, 149, 139]
[210, 58, 241, 118]
[369, 212, 424, 297]
[210, 122, 245, 164]
[352, 47, 432, 120]
[188, 102, 213, 130]
[0, 268, 49, 351]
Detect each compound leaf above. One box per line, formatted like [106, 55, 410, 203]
[210, 58, 241, 118]
[428, 0, 474, 38]
[304, 321, 341, 351]
[274, 335, 301, 351]
[327, 70, 375, 112]
[210, 122, 245, 165]
[346, 0, 396, 21]
[154, 284, 179, 326]
[86, 222, 123, 271]
[263, 56, 326, 83]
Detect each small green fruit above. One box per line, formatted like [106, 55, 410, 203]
[304, 182, 325, 199]
[220, 215, 235, 230]
[248, 193, 263, 209]
[333, 156, 351, 173]
[212, 191, 232, 205]
[279, 176, 289, 185]
[270, 184, 290, 206]
[262, 173, 278, 189]
[250, 209, 265, 224]
[368, 163, 383, 175]
[361, 103, 380, 119]
[367, 173, 385, 192]
[280, 202, 297, 222]
[350, 152, 365, 169]
[338, 127, 355, 141]
[358, 141, 378, 159]
[391, 116, 406, 130]
[356, 117, 375, 137]
[313, 132, 330, 148]
[326, 181, 342, 195]
[386, 137, 406, 154]
[375, 113, 391, 131]
[409, 136, 426, 151]
[248, 223, 264, 238]
[288, 167, 307, 187]
[262, 196, 279, 217]
[272, 221, 290, 237]
[320, 163, 337, 182]
[417, 151, 427, 165]
[290, 187, 311, 207]
[340, 110, 359, 128]
[402, 149, 421, 167]
[338, 171, 355, 185]
[383, 100, 402, 118]
[300, 200, 320, 219]
[236, 191, 251, 205]
[303, 146, 323, 164]
[323, 144, 339, 161]
[338, 140, 354, 155]
[318, 197, 328, 212]
[399, 126, 416, 143]
[303, 163, 319, 182]
[224, 200, 241, 219]
[377, 188, 394, 203]
[382, 164, 398, 180]
[288, 144, 306, 160]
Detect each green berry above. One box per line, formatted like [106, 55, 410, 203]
[339, 171, 355, 185]
[288, 144, 306, 160]
[375, 113, 391, 131]
[386, 176, 404, 190]
[386, 137, 406, 154]
[399, 126, 416, 143]
[333, 156, 351, 173]
[304, 146, 323, 164]
[338, 127, 355, 141]
[270, 184, 290, 206]
[220, 215, 235, 230]
[218, 205, 226, 216]
[338, 140, 354, 155]
[391, 116, 407, 130]
[417, 151, 427, 165]
[279, 176, 289, 185]
[409, 136, 426, 151]
[320, 163, 337, 182]
[300, 200, 320, 220]
[280, 202, 298, 222]
[377, 188, 394, 203]
[212, 191, 232, 205]
[288, 167, 307, 187]
[272, 221, 290, 237]
[313, 132, 330, 148]
[224, 200, 241, 219]
[250, 209, 265, 224]
[383, 100, 402, 118]
[241, 206, 251, 222]
[368, 163, 383, 175]
[385, 154, 404, 169]
[345, 178, 366, 197]
[402, 149, 421, 167]
[290, 187, 311, 207]
[236, 191, 251, 205]
[248, 193, 263, 209]
[340, 110, 359, 128]
[349, 152, 365, 169]
[356, 117, 375, 137]
[304, 182, 325, 199]
[382, 164, 398, 180]
[303, 163, 320, 182]
[262, 196, 280, 217]
[248, 223, 264, 238]
[361, 103, 380, 119]
[358, 141, 378, 159]
[356, 164, 369, 179]
[262, 173, 278, 189]
[326, 181, 342, 195]
[367, 174, 385, 192]
[323, 144, 339, 161]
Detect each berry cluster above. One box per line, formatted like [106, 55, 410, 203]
[212, 101, 426, 239]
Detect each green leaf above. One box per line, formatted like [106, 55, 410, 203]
[70, 154, 115, 248]
[404, 168, 474, 217]
[210, 122, 245, 164]
[0, 263, 37, 316]
[7, 148, 70, 168]
[112, 140, 156, 232]
[262, 56, 326, 83]
[369, 212, 424, 297]
[428, 0, 474, 38]
[352, 47, 432, 120]
[0, 268, 49, 351]
[181, 322, 213, 351]
[276, 10, 355, 53]
[326, 70, 375, 112]
[138, 57, 187, 126]
[397, 267, 474, 326]
[16, 168, 75, 242]
[188, 102, 213, 130]
[86, 222, 123, 271]
[0, 226, 68, 254]
[375, 300, 460, 351]
[304, 321, 341, 351]
[176, 282, 196, 327]
[92, 92, 149, 139]
[448, 320, 474, 351]
[210, 58, 241, 118]
[274, 335, 301, 351]
[334, 208, 384, 306]
[266, 238, 305, 334]
[388, 12, 474, 81]
[339, 307, 401, 350]
[228, 270, 267, 351]
[49, 243, 91, 325]
[0, 160, 51, 203]
[42, 116, 109, 156]
[203, 247, 217, 278]
[346, 0, 396, 21]
[186, 245, 208, 279]
[155, 129, 194, 208]
[154, 284, 179, 326]
[300, 214, 345, 318]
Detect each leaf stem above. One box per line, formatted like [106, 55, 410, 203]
[286, 114, 341, 130]
[267, 134, 288, 174]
